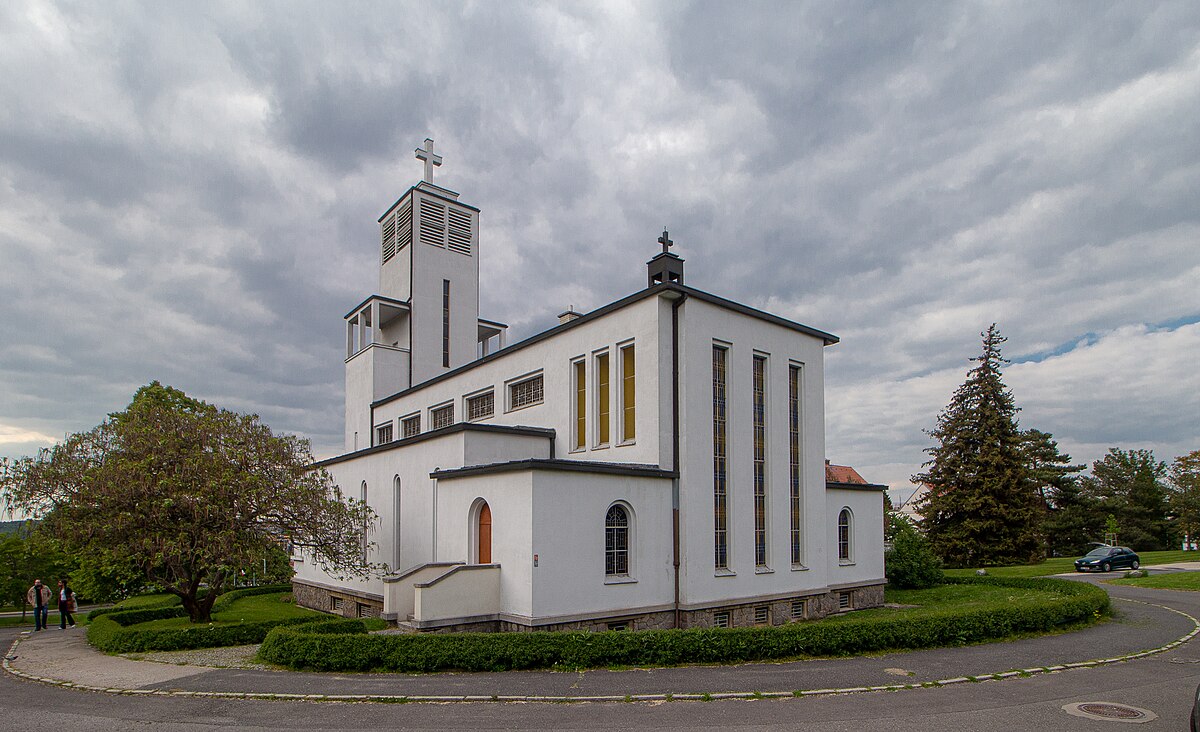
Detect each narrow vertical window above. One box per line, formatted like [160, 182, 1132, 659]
[753, 354, 768, 567]
[605, 504, 629, 576]
[789, 365, 803, 565]
[712, 345, 728, 570]
[573, 360, 586, 450]
[360, 482, 369, 561]
[596, 352, 610, 446]
[838, 508, 853, 562]
[442, 279, 450, 368]
[620, 344, 635, 442]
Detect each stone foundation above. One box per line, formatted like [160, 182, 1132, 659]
[349, 580, 887, 634]
[292, 580, 384, 619]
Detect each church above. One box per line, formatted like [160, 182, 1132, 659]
[292, 140, 887, 632]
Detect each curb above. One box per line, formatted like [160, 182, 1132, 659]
[4, 597, 1197, 705]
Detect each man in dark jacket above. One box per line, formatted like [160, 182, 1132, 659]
[26, 579, 51, 631]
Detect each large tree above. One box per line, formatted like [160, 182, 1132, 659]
[1081, 448, 1171, 551]
[1168, 450, 1200, 548]
[914, 325, 1043, 567]
[1019, 429, 1095, 557]
[1, 382, 377, 622]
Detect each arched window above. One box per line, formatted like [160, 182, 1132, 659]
[605, 504, 630, 576]
[838, 508, 853, 562]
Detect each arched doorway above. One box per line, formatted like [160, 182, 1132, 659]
[476, 501, 492, 564]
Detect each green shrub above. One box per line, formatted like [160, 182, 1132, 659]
[886, 516, 944, 589]
[259, 577, 1108, 673]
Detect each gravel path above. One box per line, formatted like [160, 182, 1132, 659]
[120, 643, 280, 671]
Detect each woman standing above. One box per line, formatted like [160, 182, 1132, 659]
[57, 579, 76, 629]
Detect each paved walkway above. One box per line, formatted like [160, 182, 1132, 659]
[3, 579, 1199, 703]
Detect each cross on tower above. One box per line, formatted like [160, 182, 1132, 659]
[658, 229, 673, 255]
[415, 138, 443, 183]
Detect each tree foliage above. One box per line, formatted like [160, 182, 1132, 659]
[885, 513, 944, 589]
[1170, 450, 1200, 546]
[0, 525, 76, 614]
[1080, 448, 1171, 551]
[914, 325, 1043, 567]
[1020, 429, 1095, 556]
[1, 382, 377, 622]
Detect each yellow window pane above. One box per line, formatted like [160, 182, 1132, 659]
[621, 346, 635, 441]
[597, 353, 610, 444]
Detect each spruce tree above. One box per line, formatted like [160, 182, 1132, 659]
[914, 325, 1043, 566]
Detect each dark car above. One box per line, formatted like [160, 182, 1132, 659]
[1074, 545, 1140, 572]
[1192, 682, 1200, 732]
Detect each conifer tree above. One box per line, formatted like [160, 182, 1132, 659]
[1020, 429, 1094, 556]
[1169, 450, 1200, 549]
[1081, 448, 1170, 551]
[914, 325, 1042, 566]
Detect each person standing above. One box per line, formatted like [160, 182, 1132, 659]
[26, 579, 51, 631]
[57, 579, 76, 629]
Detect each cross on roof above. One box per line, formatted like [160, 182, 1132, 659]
[415, 138, 443, 183]
[658, 229, 673, 255]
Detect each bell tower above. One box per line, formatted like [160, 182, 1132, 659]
[343, 139, 503, 451]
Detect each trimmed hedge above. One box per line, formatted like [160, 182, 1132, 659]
[87, 594, 180, 622]
[259, 577, 1109, 673]
[87, 585, 305, 653]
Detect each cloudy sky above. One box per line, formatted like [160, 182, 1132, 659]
[2, 1, 1198, 504]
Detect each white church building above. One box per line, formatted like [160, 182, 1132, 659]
[292, 140, 886, 632]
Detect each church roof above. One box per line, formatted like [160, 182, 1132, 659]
[372, 281, 839, 409]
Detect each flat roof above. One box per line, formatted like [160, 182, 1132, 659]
[431, 458, 677, 481]
[313, 423, 554, 468]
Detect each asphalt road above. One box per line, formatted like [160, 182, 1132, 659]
[2, 577, 1198, 731]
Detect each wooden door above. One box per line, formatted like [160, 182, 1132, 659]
[477, 502, 492, 564]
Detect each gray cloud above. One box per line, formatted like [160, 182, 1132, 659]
[1, 1, 1197, 490]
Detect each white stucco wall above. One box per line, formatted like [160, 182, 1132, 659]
[292, 428, 551, 603]
[675, 296, 833, 608]
[826, 487, 887, 587]
[372, 294, 664, 467]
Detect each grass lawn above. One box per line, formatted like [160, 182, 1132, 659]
[135, 592, 322, 629]
[820, 582, 1057, 624]
[943, 549, 1200, 579]
[1108, 572, 1200, 591]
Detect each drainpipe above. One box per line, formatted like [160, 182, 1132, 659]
[671, 292, 687, 629]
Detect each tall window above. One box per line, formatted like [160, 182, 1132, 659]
[712, 345, 729, 570]
[393, 476, 402, 571]
[620, 345, 636, 442]
[753, 354, 768, 567]
[605, 504, 630, 576]
[442, 279, 450, 368]
[789, 365, 803, 565]
[573, 360, 586, 450]
[838, 508, 853, 562]
[596, 352, 610, 445]
[360, 482, 369, 561]
[431, 404, 453, 430]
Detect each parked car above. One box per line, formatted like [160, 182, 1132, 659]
[1192, 682, 1200, 732]
[1074, 545, 1140, 572]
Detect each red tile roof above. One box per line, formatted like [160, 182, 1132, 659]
[825, 461, 869, 485]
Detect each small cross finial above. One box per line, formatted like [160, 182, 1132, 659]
[658, 228, 673, 255]
[415, 138, 443, 183]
